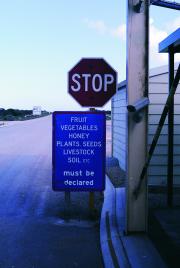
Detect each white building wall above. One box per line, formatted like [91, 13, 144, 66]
[112, 65, 180, 185]
[33, 106, 42, 116]
[112, 83, 127, 171]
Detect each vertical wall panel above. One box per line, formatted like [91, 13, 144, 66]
[112, 87, 127, 171]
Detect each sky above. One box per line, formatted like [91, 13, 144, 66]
[0, 0, 179, 111]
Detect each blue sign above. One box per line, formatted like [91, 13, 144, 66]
[52, 111, 106, 191]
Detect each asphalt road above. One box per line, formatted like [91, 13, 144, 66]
[0, 116, 103, 268]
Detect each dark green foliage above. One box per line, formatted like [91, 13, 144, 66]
[0, 108, 49, 121]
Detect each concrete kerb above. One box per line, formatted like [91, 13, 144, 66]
[100, 174, 167, 268]
[100, 176, 130, 268]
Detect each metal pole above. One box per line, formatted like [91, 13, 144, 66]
[89, 107, 95, 212]
[89, 192, 95, 210]
[126, 0, 149, 233]
[64, 191, 71, 219]
[168, 46, 174, 207]
[65, 192, 71, 208]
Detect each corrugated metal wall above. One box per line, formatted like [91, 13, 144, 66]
[112, 84, 127, 171]
[148, 70, 180, 185]
[112, 66, 180, 185]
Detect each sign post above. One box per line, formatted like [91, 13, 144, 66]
[53, 58, 117, 214]
[52, 111, 106, 192]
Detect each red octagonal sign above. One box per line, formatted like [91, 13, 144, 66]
[68, 58, 117, 107]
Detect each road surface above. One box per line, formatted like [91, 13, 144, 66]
[0, 116, 103, 268]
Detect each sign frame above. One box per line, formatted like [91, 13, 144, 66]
[52, 111, 106, 192]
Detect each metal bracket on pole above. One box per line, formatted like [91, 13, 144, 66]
[150, 0, 180, 11]
[134, 0, 145, 12]
[127, 97, 149, 123]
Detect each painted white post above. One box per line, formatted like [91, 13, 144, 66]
[126, 0, 149, 232]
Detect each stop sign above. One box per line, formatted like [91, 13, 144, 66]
[68, 58, 117, 107]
